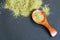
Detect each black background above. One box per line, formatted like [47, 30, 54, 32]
[0, 0, 60, 40]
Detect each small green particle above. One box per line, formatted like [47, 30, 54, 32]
[42, 5, 50, 16]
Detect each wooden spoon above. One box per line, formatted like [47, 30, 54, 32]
[32, 10, 57, 37]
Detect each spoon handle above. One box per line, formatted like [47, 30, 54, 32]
[43, 21, 57, 37]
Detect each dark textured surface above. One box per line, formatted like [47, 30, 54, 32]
[0, 0, 60, 40]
